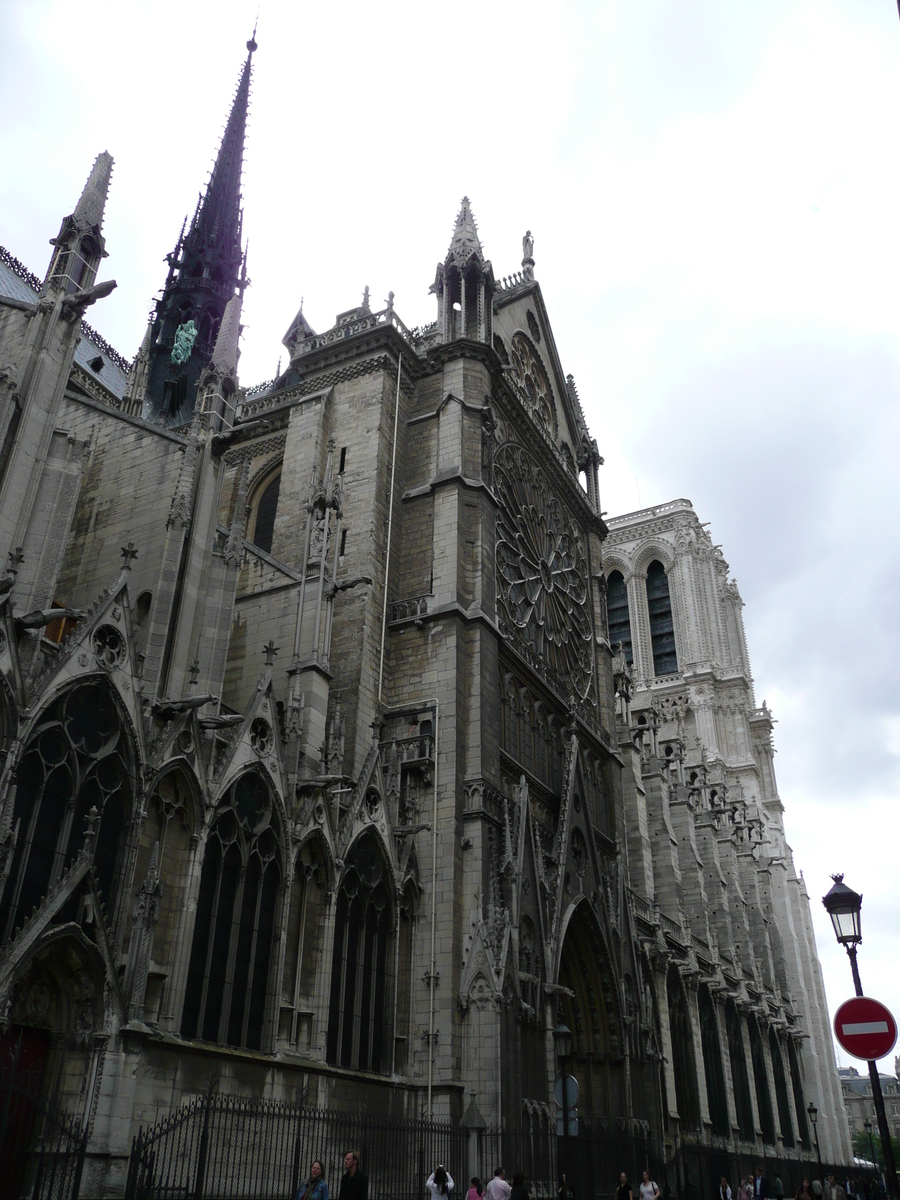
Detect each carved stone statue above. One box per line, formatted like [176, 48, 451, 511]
[171, 319, 198, 364]
[522, 230, 534, 260]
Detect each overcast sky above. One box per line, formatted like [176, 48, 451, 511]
[2, 0, 899, 1075]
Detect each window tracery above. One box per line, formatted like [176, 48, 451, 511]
[495, 442, 593, 700]
[606, 571, 633, 665]
[510, 333, 555, 433]
[249, 471, 281, 555]
[646, 560, 677, 676]
[667, 967, 701, 1130]
[698, 984, 729, 1136]
[0, 682, 134, 943]
[181, 771, 280, 1050]
[326, 832, 393, 1073]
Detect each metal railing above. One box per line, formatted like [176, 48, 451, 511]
[0, 1032, 87, 1200]
[125, 1096, 468, 1200]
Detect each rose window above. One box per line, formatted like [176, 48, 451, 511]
[511, 333, 555, 434]
[495, 442, 593, 699]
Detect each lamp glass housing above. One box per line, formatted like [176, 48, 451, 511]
[807, 1102, 818, 1126]
[553, 1023, 573, 1060]
[822, 876, 863, 946]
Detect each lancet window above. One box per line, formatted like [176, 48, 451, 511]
[646, 560, 677, 676]
[281, 837, 330, 1050]
[0, 682, 133, 943]
[667, 967, 701, 1130]
[748, 1015, 776, 1144]
[698, 984, 729, 1136]
[606, 570, 632, 664]
[326, 831, 393, 1073]
[251, 472, 281, 555]
[725, 1000, 755, 1139]
[770, 1029, 795, 1148]
[129, 770, 195, 1023]
[788, 1039, 810, 1148]
[181, 771, 281, 1051]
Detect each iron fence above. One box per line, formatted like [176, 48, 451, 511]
[124, 1094, 876, 1200]
[0, 1033, 88, 1200]
[125, 1096, 469, 1200]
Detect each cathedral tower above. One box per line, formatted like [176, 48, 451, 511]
[140, 35, 254, 421]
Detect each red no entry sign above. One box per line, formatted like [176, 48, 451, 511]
[834, 997, 898, 1061]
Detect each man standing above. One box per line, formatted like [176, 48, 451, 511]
[339, 1151, 368, 1200]
[824, 1177, 847, 1200]
[486, 1170, 511, 1200]
[755, 1170, 768, 1200]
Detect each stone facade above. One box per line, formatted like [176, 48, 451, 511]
[603, 500, 852, 1165]
[0, 40, 850, 1197]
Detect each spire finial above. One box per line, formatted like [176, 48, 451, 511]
[72, 151, 114, 231]
[446, 196, 484, 266]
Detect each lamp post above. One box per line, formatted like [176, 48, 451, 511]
[822, 875, 898, 1200]
[554, 1024, 573, 1196]
[863, 1118, 877, 1174]
[807, 1103, 822, 1187]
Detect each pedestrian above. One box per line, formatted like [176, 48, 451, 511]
[796, 1179, 814, 1200]
[510, 1173, 530, 1200]
[486, 1171, 511, 1200]
[811, 1182, 823, 1200]
[427, 1167, 454, 1199]
[824, 1177, 846, 1200]
[640, 1171, 660, 1200]
[742, 1179, 755, 1200]
[720, 1178, 733, 1200]
[339, 1151, 368, 1200]
[468, 1179, 485, 1200]
[774, 1177, 783, 1200]
[295, 1161, 328, 1200]
[616, 1174, 633, 1200]
[558, 1174, 574, 1200]
[755, 1170, 769, 1200]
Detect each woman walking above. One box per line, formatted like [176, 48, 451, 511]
[468, 1180, 484, 1200]
[295, 1161, 328, 1200]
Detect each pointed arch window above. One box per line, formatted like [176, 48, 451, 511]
[252, 473, 281, 555]
[128, 770, 195, 1023]
[748, 1015, 776, 1144]
[667, 967, 701, 1130]
[281, 837, 330, 1050]
[770, 1029, 795, 1148]
[726, 999, 754, 1139]
[698, 984, 729, 1136]
[646, 560, 677, 676]
[0, 682, 133, 943]
[788, 1039, 810, 1148]
[606, 571, 632, 665]
[181, 771, 280, 1050]
[326, 831, 393, 1072]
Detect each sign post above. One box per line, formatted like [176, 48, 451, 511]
[834, 998, 898, 1062]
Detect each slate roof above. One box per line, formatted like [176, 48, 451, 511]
[1, 245, 129, 400]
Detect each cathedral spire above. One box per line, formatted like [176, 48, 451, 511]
[72, 151, 114, 232]
[445, 196, 484, 267]
[141, 37, 256, 422]
[432, 197, 494, 344]
[45, 151, 113, 293]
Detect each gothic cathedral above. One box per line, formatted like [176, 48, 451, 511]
[0, 37, 849, 1195]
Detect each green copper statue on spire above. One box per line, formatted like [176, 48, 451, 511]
[171, 320, 198, 364]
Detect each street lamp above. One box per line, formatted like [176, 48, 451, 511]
[807, 1103, 822, 1186]
[554, 1024, 573, 1197]
[863, 1118, 877, 1173]
[822, 875, 898, 1200]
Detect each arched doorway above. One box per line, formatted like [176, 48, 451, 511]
[557, 902, 624, 1123]
[0, 929, 106, 1199]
